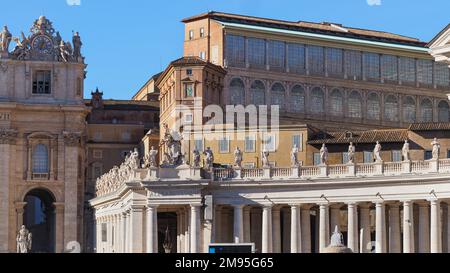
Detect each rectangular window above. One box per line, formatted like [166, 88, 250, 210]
[417, 59, 433, 85]
[248, 38, 266, 68]
[225, 35, 245, 68]
[381, 55, 398, 81]
[287, 43, 305, 74]
[345, 50, 362, 79]
[199, 51, 206, 60]
[327, 47, 343, 76]
[308, 45, 324, 75]
[219, 136, 230, 153]
[424, 150, 432, 160]
[363, 52, 380, 80]
[342, 153, 349, 164]
[435, 63, 450, 87]
[32, 70, 51, 94]
[292, 135, 302, 151]
[392, 150, 402, 162]
[313, 153, 321, 166]
[399, 57, 416, 83]
[245, 135, 256, 153]
[184, 114, 193, 124]
[186, 69, 192, 76]
[363, 151, 373, 163]
[184, 83, 194, 97]
[189, 30, 194, 40]
[268, 40, 285, 70]
[194, 139, 204, 152]
[93, 150, 103, 159]
[200, 27, 204, 38]
[263, 134, 276, 152]
[101, 223, 107, 242]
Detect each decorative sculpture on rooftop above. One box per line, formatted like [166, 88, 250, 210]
[402, 140, 410, 161]
[348, 142, 355, 164]
[16, 225, 32, 253]
[0, 26, 12, 53]
[203, 147, 214, 169]
[192, 149, 201, 168]
[291, 145, 299, 167]
[143, 146, 158, 168]
[374, 141, 382, 162]
[262, 149, 270, 168]
[432, 138, 441, 160]
[320, 144, 328, 165]
[234, 147, 243, 168]
[161, 123, 183, 166]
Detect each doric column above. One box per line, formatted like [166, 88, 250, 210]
[233, 205, 244, 243]
[290, 205, 301, 253]
[375, 202, 386, 253]
[190, 204, 201, 253]
[179, 209, 185, 253]
[54, 202, 65, 253]
[146, 205, 158, 253]
[402, 201, 414, 253]
[130, 206, 145, 253]
[185, 207, 190, 253]
[359, 203, 371, 253]
[430, 199, 442, 253]
[319, 204, 330, 253]
[301, 205, 312, 253]
[272, 207, 281, 253]
[388, 203, 401, 253]
[347, 203, 359, 253]
[262, 205, 273, 253]
[243, 207, 251, 243]
[330, 204, 342, 233]
[121, 212, 127, 253]
[418, 202, 430, 253]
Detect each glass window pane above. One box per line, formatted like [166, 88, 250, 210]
[420, 99, 433, 122]
[268, 40, 285, 70]
[229, 78, 245, 105]
[435, 63, 450, 87]
[392, 150, 402, 162]
[288, 43, 305, 73]
[438, 101, 450, 122]
[385, 95, 399, 122]
[348, 91, 362, 118]
[250, 80, 265, 105]
[364, 151, 373, 163]
[330, 89, 343, 116]
[403, 96, 416, 123]
[310, 87, 324, 114]
[271, 83, 286, 111]
[290, 85, 305, 112]
[313, 153, 321, 166]
[417, 59, 433, 85]
[399, 57, 416, 83]
[381, 55, 398, 81]
[367, 93, 381, 120]
[308, 45, 324, 75]
[225, 35, 245, 67]
[327, 48, 343, 76]
[33, 144, 49, 173]
[364, 52, 380, 80]
[248, 38, 266, 68]
[345, 50, 362, 79]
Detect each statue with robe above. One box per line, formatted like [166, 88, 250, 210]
[374, 141, 382, 162]
[291, 145, 299, 167]
[203, 147, 214, 169]
[348, 142, 355, 164]
[72, 31, 82, 61]
[234, 147, 243, 168]
[432, 138, 440, 160]
[402, 140, 410, 161]
[0, 26, 12, 53]
[320, 144, 328, 165]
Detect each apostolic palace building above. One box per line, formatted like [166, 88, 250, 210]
[2, 11, 450, 254]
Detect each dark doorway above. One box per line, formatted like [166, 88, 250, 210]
[23, 188, 56, 253]
[158, 212, 177, 253]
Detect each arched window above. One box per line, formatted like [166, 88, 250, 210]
[250, 80, 265, 105]
[310, 87, 324, 114]
[384, 95, 399, 122]
[33, 144, 49, 174]
[329, 89, 343, 116]
[420, 99, 433, 122]
[367, 93, 380, 120]
[229, 78, 245, 105]
[439, 101, 450, 122]
[290, 85, 305, 112]
[348, 91, 362, 118]
[271, 83, 286, 111]
[402, 96, 416, 123]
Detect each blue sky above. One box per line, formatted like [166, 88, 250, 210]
[1, 0, 449, 100]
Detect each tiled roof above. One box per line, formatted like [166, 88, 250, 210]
[308, 129, 408, 145]
[182, 11, 426, 47]
[409, 122, 450, 131]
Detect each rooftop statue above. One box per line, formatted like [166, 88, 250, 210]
[262, 149, 270, 168]
[374, 141, 382, 163]
[402, 140, 410, 161]
[234, 147, 243, 168]
[192, 149, 201, 168]
[161, 123, 183, 166]
[203, 147, 214, 169]
[291, 145, 299, 167]
[320, 144, 328, 165]
[347, 142, 355, 164]
[0, 26, 12, 53]
[432, 138, 441, 160]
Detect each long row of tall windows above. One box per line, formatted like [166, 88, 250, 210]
[228, 77, 450, 122]
[225, 34, 450, 87]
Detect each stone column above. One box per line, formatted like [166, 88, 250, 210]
[121, 212, 127, 253]
[388, 203, 401, 253]
[430, 199, 442, 253]
[215, 206, 222, 243]
[262, 205, 272, 253]
[180, 210, 185, 253]
[0, 136, 13, 253]
[176, 210, 181, 253]
[301, 205, 312, 253]
[418, 202, 430, 253]
[185, 207, 190, 253]
[347, 203, 359, 253]
[359, 203, 371, 253]
[402, 201, 414, 253]
[330, 204, 342, 233]
[290, 205, 301, 253]
[233, 205, 244, 243]
[190, 204, 201, 253]
[375, 202, 386, 253]
[243, 207, 251, 243]
[446, 203, 450, 253]
[319, 204, 330, 253]
[272, 207, 281, 253]
[63, 141, 80, 247]
[442, 203, 448, 253]
[53, 202, 65, 253]
[146, 205, 158, 253]
[130, 206, 145, 253]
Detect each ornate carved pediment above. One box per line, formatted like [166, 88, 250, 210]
[63, 131, 81, 146]
[0, 128, 18, 144]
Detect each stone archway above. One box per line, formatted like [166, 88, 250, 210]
[23, 188, 56, 253]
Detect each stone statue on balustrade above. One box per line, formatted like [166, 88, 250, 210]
[320, 144, 328, 165]
[143, 146, 158, 168]
[262, 149, 270, 168]
[72, 31, 83, 61]
[161, 123, 183, 166]
[16, 225, 32, 253]
[129, 148, 140, 170]
[0, 26, 12, 54]
[432, 138, 441, 160]
[234, 147, 243, 168]
[11, 32, 31, 60]
[402, 140, 410, 161]
[291, 145, 299, 167]
[347, 142, 355, 164]
[203, 147, 214, 169]
[374, 141, 382, 163]
[192, 149, 201, 168]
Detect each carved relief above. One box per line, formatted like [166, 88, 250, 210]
[63, 131, 81, 147]
[0, 128, 18, 144]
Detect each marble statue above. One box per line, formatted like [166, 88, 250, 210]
[320, 144, 328, 165]
[161, 123, 183, 166]
[347, 142, 355, 164]
[0, 26, 12, 53]
[203, 147, 214, 169]
[234, 147, 243, 168]
[291, 145, 299, 167]
[12, 32, 31, 60]
[402, 140, 410, 161]
[432, 138, 441, 160]
[16, 225, 32, 253]
[262, 149, 270, 168]
[59, 41, 71, 62]
[192, 149, 201, 168]
[143, 146, 158, 168]
[72, 31, 82, 61]
[374, 141, 382, 162]
[129, 148, 140, 170]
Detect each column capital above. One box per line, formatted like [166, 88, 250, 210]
[288, 204, 301, 208]
[15, 202, 27, 212]
[190, 203, 203, 208]
[131, 205, 146, 212]
[400, 200, 414, 205]
[428, 199, 441, 205]
[232, 204, 246, 209]
[146, 204, 159, 209]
